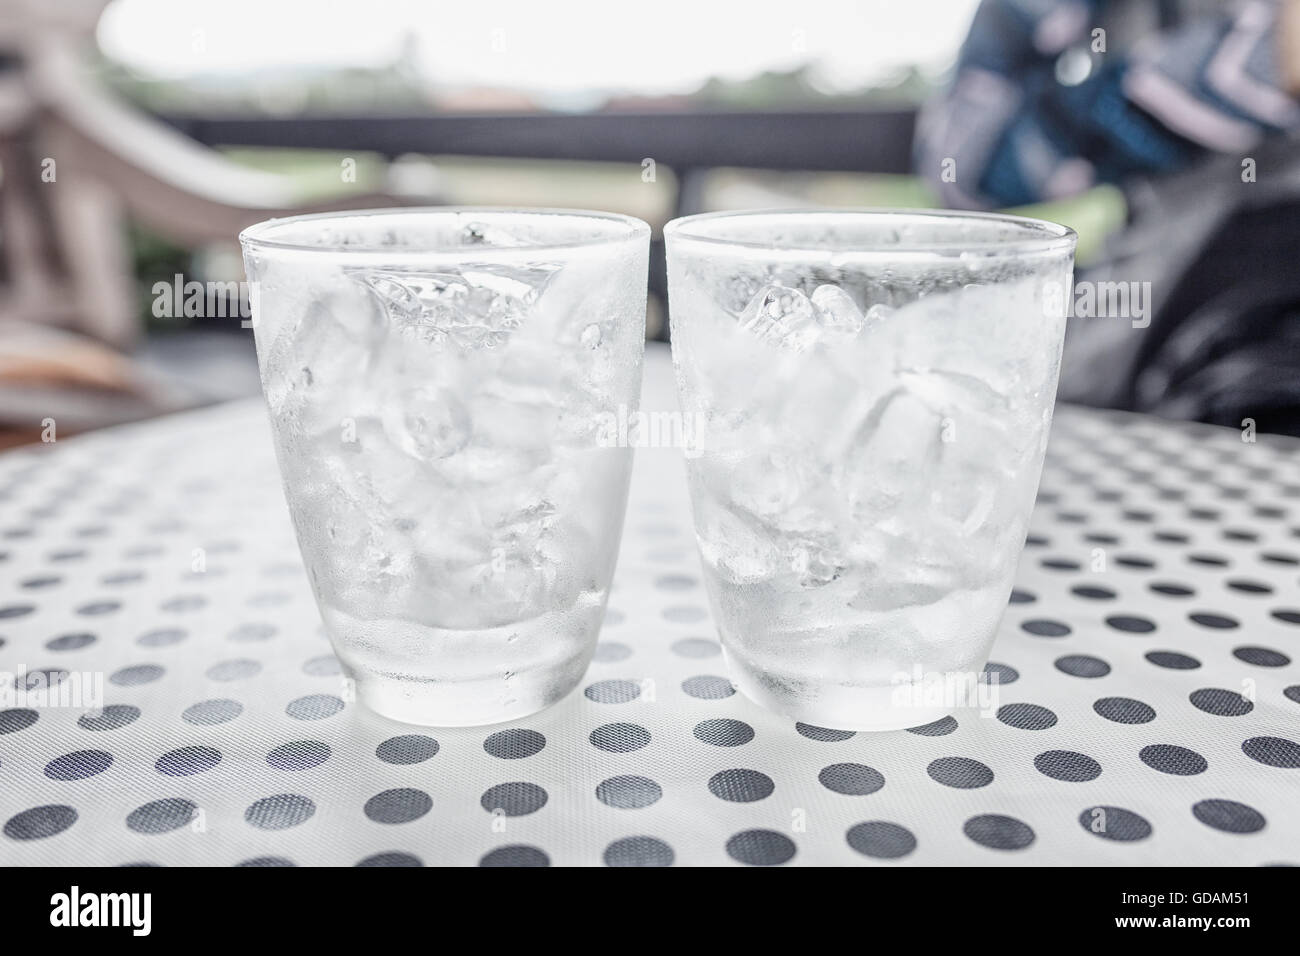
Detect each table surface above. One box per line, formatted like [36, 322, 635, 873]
[1, 345, 1298, 867]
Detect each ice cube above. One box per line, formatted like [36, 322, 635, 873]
[728, 450, 811, 518]
[349, 266, 557, 351]
[479, 494, 558, 554]
[358, 536, 414, 589]
[887, 282, 1049, 399]
[933, 477, 999, 536]
[411, 511, 585, 630]
[695, 503, 783, 584]
[864, 303, 895, 326]
[897, 367, 1010, 419]
[893, 366, 1032, 536]
[846, 525, 965, 610]
[380, 386, 471, 461]
[716, 272, 762, 316]
[736, 285, 820, 352]
[789, 538, 845, 588]
[810, 284, 866, 336]
[349, 271, 459, 342]
[459, 265, 559, 304]
[263, 298, 371, 417]
[472, 552, 557, 619]
[841, 387, 944, 524]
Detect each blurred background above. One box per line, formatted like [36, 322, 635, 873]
[2, 0, 1298, 446]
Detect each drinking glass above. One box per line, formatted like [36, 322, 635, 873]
[665, 209, 1075, 730]
[241, 208, 649, 726]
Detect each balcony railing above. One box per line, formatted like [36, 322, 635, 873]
[157, 107, 920, 339]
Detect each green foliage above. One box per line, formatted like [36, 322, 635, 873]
[1008, 185, 1128, 266]
[128, 223, 192, 332]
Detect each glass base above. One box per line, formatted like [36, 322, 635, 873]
[322, 599, 605, 727]
[724, 648, 964, 733]
[347, 654, 591, 727]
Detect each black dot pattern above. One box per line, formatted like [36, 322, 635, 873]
[846, 820, 917, 859]
[127, 798, 197, 835]
[0, 390, 1295, 865]
[479, 845, 549, 867]
[266, 741, 330, 772]
[1055, 654, 1112, 678]
[906, 716, 958, 736]
[480, 782, 547, 818]
[1188, 688, 1253, 717]
[996, 702, 1057, 730]
[797, 723, 856, 742]
[963, 814, 1035, 851]
[245, 794, 315, 831]
[709, 768, 775, 803]
[818, 763, 885, 796]
[596, 775, 662, 809]
[1192, 799, 1266, 834]
[1093, 697, 1156, 724]
[1034, 750, 1102, 782]
[928, 757, 994, 789]
[1241, 736, 1300, 768]
[155, 746, 221, 777]
[480, 730, 539, 761]
[1079, 805, 1152, 842]
[377, 734, 440, 764]
[726, 829, 796, 866]
[46, 750, 113, 781]
[589, 722, 651, 753]
[603, 835, 675, 867]
[364, 788, 432, 825]
[983, 662, 1020, 685]
[356, 851, 421, 867]
[1140, 744, 1208, 776]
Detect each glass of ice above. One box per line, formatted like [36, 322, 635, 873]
[241, 208, 649, 726]
[665, 209, 1075, 731]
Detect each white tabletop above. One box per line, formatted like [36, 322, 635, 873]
[1, 344, 1298, 866]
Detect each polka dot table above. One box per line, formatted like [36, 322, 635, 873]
[1, 346, 1298, 866]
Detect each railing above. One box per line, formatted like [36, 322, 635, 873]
[157, 108, 920, 338]
[158, 108, 919, 183]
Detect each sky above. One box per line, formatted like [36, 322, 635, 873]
[97, 0, 981, 95]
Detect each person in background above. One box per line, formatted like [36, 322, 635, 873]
[918, 0, 1300, 436]
[917, 0, 1300, 209]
